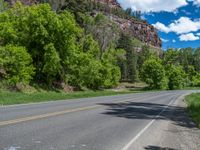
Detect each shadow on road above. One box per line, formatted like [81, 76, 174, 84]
[99, 101, 197, 129]
[144, 145, 178, 150]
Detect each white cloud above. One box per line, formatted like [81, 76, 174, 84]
[161, 38, 169, 42]
[153, 17, 200, 34]
[117, 0, 188, 12]
[179, 33, 200, 41]
[172, 39, 176, 43]
[197, 33, 200, 36]
[153, 22, 170, 33]
[189, 0, 200, 7]
[194, 0, 200, 6]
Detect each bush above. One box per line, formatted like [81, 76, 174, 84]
[167, 65, 186, 90]
[140, 58, 166, 89]
[192, 74, 200, 87]
[0, 45, 35, 86]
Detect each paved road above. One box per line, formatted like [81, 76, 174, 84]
[0, 91, 200, 150]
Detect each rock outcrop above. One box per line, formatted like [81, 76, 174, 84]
[107, 14, 162, 47]
[94, 0, 121, 8]
[91, 0, 161, 48]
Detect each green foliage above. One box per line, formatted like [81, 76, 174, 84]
[0, 3, 82, 84]
[137, 45, 153, 72]
[85, 14, 120, 58]
[82, 34, 100, 58]
[163, 48, 200, 88]
[0, 45, 34, 86]
[117, 34, 138, 82]
[1, 1, 199, 91]
[140, 58, 166, 89]
[167, 65, 186, 90]
[187, 65, 197, 83]
[192, 74, 200, 87]
[101, 48, 122, 87]
[179, 47, 194, 73]
[0, 3, 121, 89]
[42, 43, 61, 86]
[194, 48, 200, 72]
[186, 93, 200, 128]
[0, 0, 8, 12]
[163, 49, 179, 65]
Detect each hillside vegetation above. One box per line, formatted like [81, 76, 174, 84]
[0, 0, 200, 95]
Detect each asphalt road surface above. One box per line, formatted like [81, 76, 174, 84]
[1, 91, 200, 150]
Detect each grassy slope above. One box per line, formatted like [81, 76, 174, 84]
[186, 93, 200, 128]
[0, 89, 142, 106]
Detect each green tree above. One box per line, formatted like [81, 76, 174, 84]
[42, 43, 61, 86]
[140, 58, 166, 89]
[85, 14, 120, 59]
[179, 47, 194, 73]
[117, 34, 138, 82]
[192, 74, 200, 87]
[194, 48, 200, 72]
[125, 8, 132, 16]
[163, 49, 180, 65]
[166, 65, 186, 90]
[0, 45, 34, 86]
[137, 45, 152, 72]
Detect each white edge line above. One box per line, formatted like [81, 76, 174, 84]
[121, 97, 176, 150]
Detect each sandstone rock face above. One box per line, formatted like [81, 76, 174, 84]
[98, 13, 162, 48]
[92, 0, 161, 48]
[94, 0, 121, 8]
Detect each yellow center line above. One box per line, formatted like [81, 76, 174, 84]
[0, 99, 132, 127]
[0, 105, 101, 127]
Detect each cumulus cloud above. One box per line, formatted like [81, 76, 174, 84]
[117, 0, 188, 12]
[153, 22, 170, 33]
[161, 38, 169, 43]
[188, 0, 200, 7]
[179, 33, 200, 41]
[153, 17, 200, 34]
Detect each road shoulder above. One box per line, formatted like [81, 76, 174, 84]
[127, 95, 200, 150]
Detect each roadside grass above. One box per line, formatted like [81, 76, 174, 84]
[0, 89, 143, 106]
[183, 87, 200, 90]
[3, 82, 197, 106]
[186, 93, 200, 128]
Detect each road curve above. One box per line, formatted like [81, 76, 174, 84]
[0, 91, 200, 150]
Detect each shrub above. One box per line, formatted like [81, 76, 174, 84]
[192, 74, 200, 87]
[167, 65, 186, 90]
[0, 45, 34, 86]
[140, 58, 166, 89]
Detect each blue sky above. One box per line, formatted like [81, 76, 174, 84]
[117, 0, 200, 49]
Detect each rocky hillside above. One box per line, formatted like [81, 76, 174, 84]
[102, 13, 161, 48]
[93, 0, 161, 48]
[5, 0, 162, 48]
[94, 0, 121, 8]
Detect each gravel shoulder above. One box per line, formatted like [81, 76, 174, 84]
[129, 94, 200, 150]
